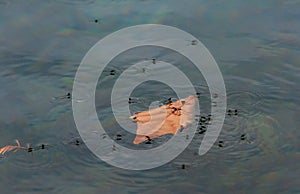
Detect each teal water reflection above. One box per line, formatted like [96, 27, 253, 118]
[0, 0, 299, 193]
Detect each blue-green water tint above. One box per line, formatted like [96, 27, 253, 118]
[0, 0, 299, 193]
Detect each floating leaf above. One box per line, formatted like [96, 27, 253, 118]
[0, 140, 27, 155]
[130, 95, 197, 144]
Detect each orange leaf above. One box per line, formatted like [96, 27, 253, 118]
[130, 95, 197, 144]
[0, 140, 26, 155]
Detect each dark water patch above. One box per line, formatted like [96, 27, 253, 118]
[0, 1, 9, 7]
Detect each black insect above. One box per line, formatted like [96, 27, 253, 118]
[27, 147, 33, 152]
[66, 92, 71, 99]
[41, 144, 45, 149]
[75, 140, 80, 146]
[101, 133, 107, 139]
[234, 109, 238, 115]
[94, 19, 99, 23]
[179, 125, 184, 132]
[181, 164, 185, 169]
[197, 124, 206, 134]
[227, 109, 238, 116]
[218, 141, 224, 148]
[128, 97, 138, 104]
[53, 92, 71, 100]
[198, 129, 206, 134]
[167, 97, 172, 103]
[200, 125, 206, 130]
[110, 69, 116, 75]
[240, 134, 246, 141]
[116, 134, 122, 141]
[145, 136, 152, 144]
[152, 58, 156, 64]
[200, 116, 207, 123]
[191, 40, 197, 45]
[171, 107, 181, 115]
[227, 109, 232, 116]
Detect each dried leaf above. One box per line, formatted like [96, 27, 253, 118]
[130, 95, 197, 144]
[0, 140, 26, 155]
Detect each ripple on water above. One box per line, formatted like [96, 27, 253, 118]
[3, 136, 108, 182]
[61, 136, 102, 169]
[191, 134, 261, 168]
[260, 66, 300, 113]
[181, 88, 269, 167]
[226, 90, 264, 119]
[105, 164, 185, 189]
[5, 144, 69, 171]
[196, 113, 282, 169]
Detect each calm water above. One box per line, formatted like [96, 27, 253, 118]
[0, 0, 299, 193]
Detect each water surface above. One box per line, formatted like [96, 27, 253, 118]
[0, 0, 299, 193]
